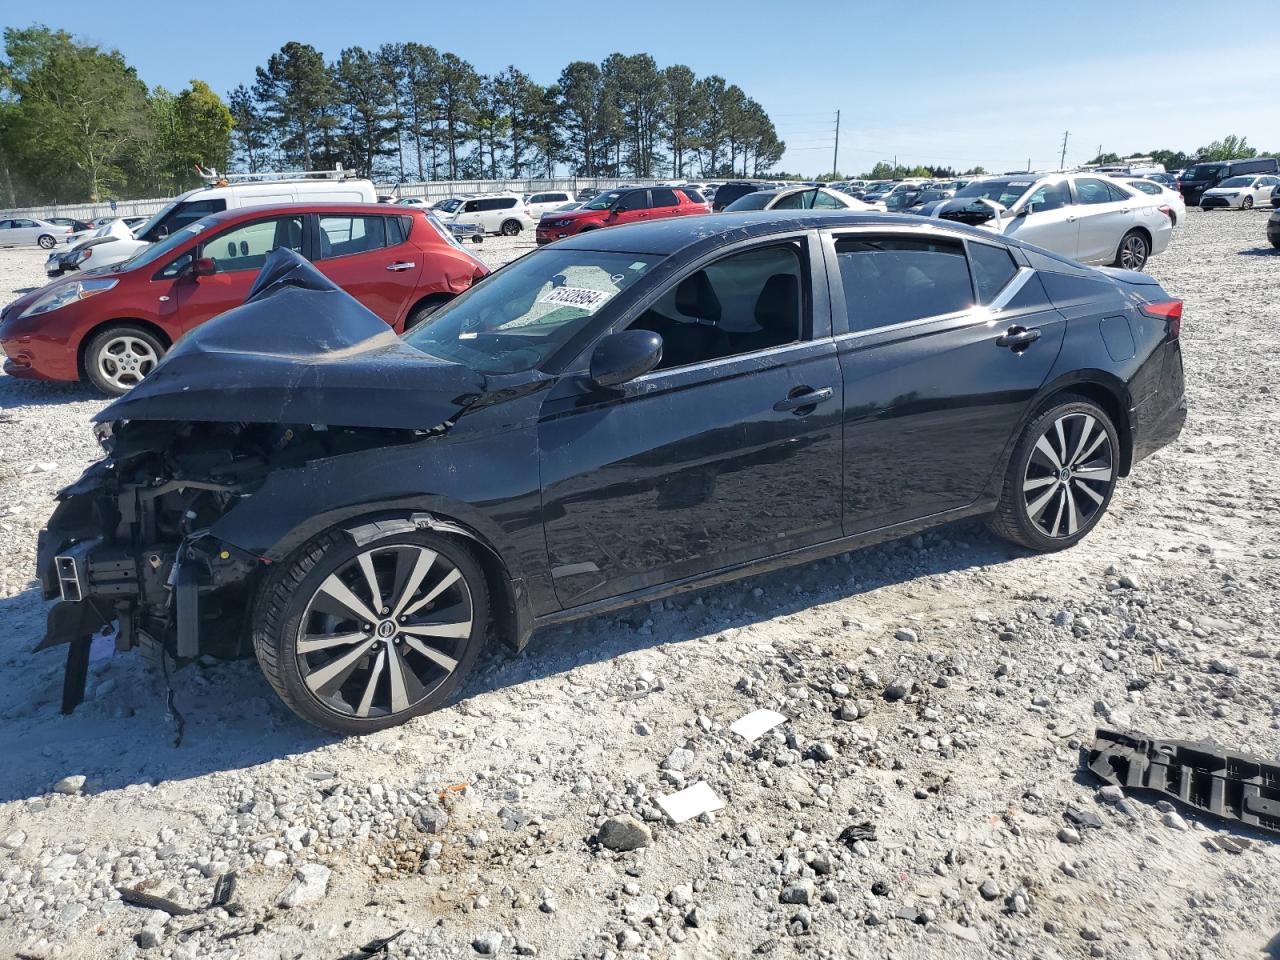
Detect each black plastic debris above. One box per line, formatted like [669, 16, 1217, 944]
[117, 885, 196, 915]
[838, 822, 877, 848]
[337, 929, 407, 959]
[210, 871, 238, 908]
[1088, 729, 1280, 836]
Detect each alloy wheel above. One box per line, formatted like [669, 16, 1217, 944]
[38, 235, 56, 249]
[1118, 233, 1148, 270]
[296, 544, 474, 720]
[1242, 196, 1254, 211]
[1021, 412, 1115, 539]
[96, 335, 160, 391]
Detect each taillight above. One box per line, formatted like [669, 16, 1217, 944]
[1158, 204, 1173, 219]
[1140, 299, 1182, 340]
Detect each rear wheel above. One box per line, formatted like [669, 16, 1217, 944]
[252, 528, 490, 733]
[1113, 230, 1149, 271]
[1242, 195, 1254, 211]
[500, 219, 523, 236]
[404, 294, 454, 331]
[988, 396, 1119, 552]
[37, 234, 57, 249]
[83, 324, 165, 395]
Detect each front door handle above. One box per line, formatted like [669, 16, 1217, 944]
[386, 261, 416, 271]
[774, 386, 834, 413]
[996, 326, 1042, 349]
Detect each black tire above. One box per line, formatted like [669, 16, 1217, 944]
[988, 395, 1120, 552]
[499, 219, 522, 236]
[1113, 229, 1149, 271]
[83, 324, 166, 395]
[470, 235, 484, 244]
[252, 527, 490, 734]
[37, 234, 57, 249]
[1271, 239, 1280, 250]
[403, 295, 454, 331]
[1242, 196, 1254, 211]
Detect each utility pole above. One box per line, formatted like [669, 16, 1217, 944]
[1059, 131, 1070, 170]
[832, 110, 841, 177]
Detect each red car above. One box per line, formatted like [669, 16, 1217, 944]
[0, 203, 489, 395]
[536, 186, 709, 245]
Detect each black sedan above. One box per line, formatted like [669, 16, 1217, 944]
[36, 214, 1187, 732]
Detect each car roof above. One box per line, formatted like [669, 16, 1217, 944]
[553, 211, 1014, 257]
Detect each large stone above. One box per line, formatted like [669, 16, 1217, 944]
[276, 863, 331, 908]
[597, 815, 652, 852]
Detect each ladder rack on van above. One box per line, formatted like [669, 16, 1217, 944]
[195, 165, 359, 186]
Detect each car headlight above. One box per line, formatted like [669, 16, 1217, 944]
[553, 219, 575, 227]
[18, 278, 118, 319]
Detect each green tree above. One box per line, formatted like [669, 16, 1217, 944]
[333, 46, 396, 176]
[1195, 135, 1255, 161]
[558, 61, 605, 176]
[436, 53, 480, 179]
[661, 65, 700, 179]
[228, 83, 268, 173]
[254, 41, 334, 168]
[401, 43, 442, 179]
[2, 25, 150, 200]
[1089, 151, 1122, 165]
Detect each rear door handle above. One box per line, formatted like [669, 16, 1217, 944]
[996, 326, 1042, 349]
[774, 386, 834, 413]
[386, 261, 416, 271]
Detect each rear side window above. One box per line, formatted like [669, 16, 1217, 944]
[969, 242, 1019, 305]
[495, 198, 517, 210]
[813, 190, 845, 209]
[1105, 181, 1132, 202]
[650, 188, 680, 208]
[1074, 178, 1115, 205]
[387, 215, 413, 245]
[835, 236, 972, 332]
[680, 188, 705, 203]
[318, 215, 388, 258]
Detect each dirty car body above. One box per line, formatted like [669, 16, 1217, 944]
[37, 214, 1187, 733]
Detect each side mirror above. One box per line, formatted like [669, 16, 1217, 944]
[191, 257, 216, 278]
[1017, 204, 1033, 217]
[589, 330, 663, 388]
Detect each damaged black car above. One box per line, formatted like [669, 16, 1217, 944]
[37, 212, 1187, 733]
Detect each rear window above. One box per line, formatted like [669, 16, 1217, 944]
[835, 236, 973, 332]
[714, 184, 759, 207]
[318, 215, 388, 257]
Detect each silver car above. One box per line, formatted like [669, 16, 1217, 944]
[0, 217, 71, 249]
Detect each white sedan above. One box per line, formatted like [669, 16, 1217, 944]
[723, 186, 882, 213]
[0, 217, 73, 249]
[1199, 174, 1280, 210]
[922, 173, 1173, 270]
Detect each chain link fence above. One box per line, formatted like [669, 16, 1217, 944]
[0, 177, 670, 222]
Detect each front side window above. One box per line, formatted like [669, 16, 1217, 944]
[836, 236, 972, 332]
[630, 243, 804, 370]
[318, 215, 388, 258]
[201, 216, 305, 274]
[1024, 181, 1071, 211]
[405, 250, 658, 374]
[463, 199, 482, 213]
[620, 191, 649, 211]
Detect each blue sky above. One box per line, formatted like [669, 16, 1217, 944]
[17, 0, 1280, 175]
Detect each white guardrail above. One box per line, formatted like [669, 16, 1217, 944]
[0, 177, 669, 221]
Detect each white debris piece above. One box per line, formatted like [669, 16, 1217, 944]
[729, 708, 787, 743]
[656, 781, 724, 824]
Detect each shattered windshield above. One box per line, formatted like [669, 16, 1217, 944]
[955, 179, 1035, 208]
[405, 249, 659, 374]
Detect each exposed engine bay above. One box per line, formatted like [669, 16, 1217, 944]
[36, 418, 422, 712]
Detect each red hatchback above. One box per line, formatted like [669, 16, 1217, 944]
[0, 204, 489, 394]
[536, 186, 708, 245]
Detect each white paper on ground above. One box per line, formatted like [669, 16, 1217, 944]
[729, 708, 787, 743]
[657, 781, 724, 823]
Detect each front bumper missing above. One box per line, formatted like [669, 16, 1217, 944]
[1088, 729, 1280, 836]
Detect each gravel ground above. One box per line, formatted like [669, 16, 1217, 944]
[0, 213, 1277, 960]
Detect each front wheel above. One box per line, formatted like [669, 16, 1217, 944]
[37, 234, 57, 249]
[1242, 196, 1254, 211]
[83, 324, 165, 395]
[988, 396, 1119, 552]
[252, 528, 490, 733]
[1113, 230, 1149, 271]
[499, 219, 523, 236]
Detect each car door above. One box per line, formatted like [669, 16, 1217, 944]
[647, 187, 684, 221]
[608, 190, 652, 227]
[1003, 180, 1079, 258]
[826, 229, 1066, 534]
[0, 220, 13, 245]
[156, 213, 306, 334]
[313, 212, 422, 329]
[1073, 177, 1137, 263]
[538, 233, 843, 607]
[11, 219, 40, 244]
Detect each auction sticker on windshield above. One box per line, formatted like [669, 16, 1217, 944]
[537, 286, 611, 312]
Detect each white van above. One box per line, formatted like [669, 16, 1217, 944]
[56, 170, 377, 273]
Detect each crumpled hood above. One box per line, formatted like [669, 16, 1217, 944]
[96, 248, 486, 431]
